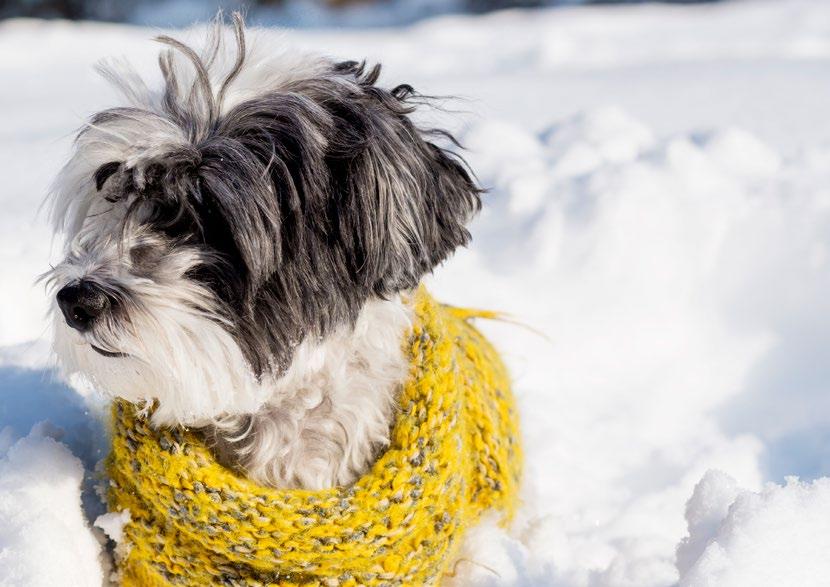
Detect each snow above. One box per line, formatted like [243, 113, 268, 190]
[678, 472, 830, 587]
[94, 509, 131, 544]
[2, 0, 830, 585]
[0, 426, 104, 587]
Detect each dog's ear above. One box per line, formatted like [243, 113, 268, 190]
[323, 62, 482, 295]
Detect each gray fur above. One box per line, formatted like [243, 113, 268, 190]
[85, 17, 480, 377]
[47, 15, 481, 488]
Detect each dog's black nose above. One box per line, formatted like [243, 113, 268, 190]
[56, 281, 110, 332]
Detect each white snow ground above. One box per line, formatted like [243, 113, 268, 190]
[2, 0, 830, 585]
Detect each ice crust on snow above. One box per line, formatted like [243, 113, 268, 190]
[2, 1, 830, 585]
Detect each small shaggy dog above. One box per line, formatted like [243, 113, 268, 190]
[45, 15, 481, 490]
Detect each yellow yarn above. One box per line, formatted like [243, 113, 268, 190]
[107, 288, 522, 586]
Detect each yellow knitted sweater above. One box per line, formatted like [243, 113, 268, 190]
[107, 288, 522, 586]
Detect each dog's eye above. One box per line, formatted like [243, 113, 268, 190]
[94, 161, 122, 192]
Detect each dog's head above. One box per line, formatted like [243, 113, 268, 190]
[44, 16, 480, 425]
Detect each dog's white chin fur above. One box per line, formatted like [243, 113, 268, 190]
[54, 295, 411, 489]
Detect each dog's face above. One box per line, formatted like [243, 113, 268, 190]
[45, 22, 480, 425]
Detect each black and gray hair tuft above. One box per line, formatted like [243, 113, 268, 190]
[50, 13, 481, 386]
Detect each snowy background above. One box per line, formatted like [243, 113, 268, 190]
[2, 0, 830, 585]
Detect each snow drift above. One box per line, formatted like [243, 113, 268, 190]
[2, 0, 830, 585]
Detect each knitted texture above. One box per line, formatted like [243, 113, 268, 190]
[107, 288, 522, 586]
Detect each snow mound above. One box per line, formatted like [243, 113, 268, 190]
[434, 103, 830, 585]
[678, 471, 830, 587]
[0, 425, 103, 587]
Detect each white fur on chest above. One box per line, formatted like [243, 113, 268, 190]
[207, 296, 412, 489]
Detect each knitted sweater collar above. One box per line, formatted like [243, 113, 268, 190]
[107, 288, 522, 586]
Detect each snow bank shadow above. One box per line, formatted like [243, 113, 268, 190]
[0, 366, 108, 519]
[0, 367, 105, 466]
[720, 322, 830, 483]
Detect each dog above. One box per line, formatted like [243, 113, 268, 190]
[44, 14, 481, 491]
